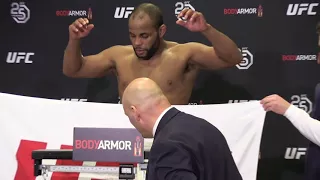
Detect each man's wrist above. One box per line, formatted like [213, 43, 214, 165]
[200, 24, 213, 34]
[69, 38, 81, 43]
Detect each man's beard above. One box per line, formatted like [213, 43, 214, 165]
[134, 37, 160, 60]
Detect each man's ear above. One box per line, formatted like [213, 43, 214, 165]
[130, 105, 136, 113]
[130, 105, 141, 121]
[159, 24, 167, 38]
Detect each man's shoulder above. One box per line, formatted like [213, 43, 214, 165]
[175, 111, 207, 124]
[102, 45, 133, 61]
[173, 111, 224, 136]
[107, 45, 133, 54]
[163, 112, 204, 135]
[166, 41, 192, 52]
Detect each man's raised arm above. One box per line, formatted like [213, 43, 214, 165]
[177, 9, 242, 69]
[63, 18, 117, 78]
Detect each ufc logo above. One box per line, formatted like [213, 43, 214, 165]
[14, 139, 127, 179]
[6, 52, 34, 64]
[284, 147, 306, 159]
[61, 98, 87, 102]
[291, 94, 313, 114]
[286, 3, 319, 16]
[114, 7, 134, 18]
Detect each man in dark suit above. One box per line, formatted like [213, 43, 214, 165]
[121, 77, 243, 180]
[304, 21, 320, 180]
[304, 83, 320, 180]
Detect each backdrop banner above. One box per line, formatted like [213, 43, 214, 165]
[1, 0, 319, 179]
[0, 93, 266, 180]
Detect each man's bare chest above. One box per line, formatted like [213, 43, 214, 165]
[115, 58, 188, 92]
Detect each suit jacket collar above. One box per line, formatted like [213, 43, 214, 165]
[154, 107, 180, 138]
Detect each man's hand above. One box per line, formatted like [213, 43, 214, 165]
[260, 94, 291, 115]
[176, 9, 208, 32]
[69, 18, 94, 40]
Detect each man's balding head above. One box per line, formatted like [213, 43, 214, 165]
[122, 78, 171, 138]
[123, 78, 164, 106]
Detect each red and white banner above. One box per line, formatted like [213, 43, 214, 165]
[0, 93, 266, 180]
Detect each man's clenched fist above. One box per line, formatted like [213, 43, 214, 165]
[69, 18, 94, 40]
[260, 94, 291, 115]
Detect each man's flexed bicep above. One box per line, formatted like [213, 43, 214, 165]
[76, 46, 120, 78]
[63, 44, 120, 78]
[185, 42, 242, 70]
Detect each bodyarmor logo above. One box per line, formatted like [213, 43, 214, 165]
[291, 94, 313, 114]
[236, 47, 253, 70]
[114, 7, 134, 18]
[286, 3, 318, 16]
[284, 147, 306, 159]
[134, 136, 142, 157]
[11, 2, 30, 24]
[75, 140, 132, 150]
[175, 1, 195, 16]
[282, 54, 317, 61]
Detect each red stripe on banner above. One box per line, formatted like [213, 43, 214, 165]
[51, 145, 83, 180]
[14, 139, 47, 180]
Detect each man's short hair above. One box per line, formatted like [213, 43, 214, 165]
[130, 3, 164, 29]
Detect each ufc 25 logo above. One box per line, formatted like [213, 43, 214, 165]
[6, 52, 34, 64]
[284, 147, 306, 159]
[291, 94, 313, 114]
[175, 1, 195, 16]
[236, 47, 253, 70]
[11, 2, 30, 23]
[286, 3, 319, 16]
[114, 7, 134, 18]
[61, 98, 87, 102]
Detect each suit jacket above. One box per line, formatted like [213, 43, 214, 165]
[304, 83, 320, 180]
[146, 107, 243, 180]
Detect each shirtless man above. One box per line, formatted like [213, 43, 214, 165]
[63, 3, 242, 104]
